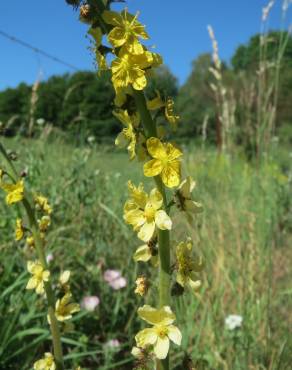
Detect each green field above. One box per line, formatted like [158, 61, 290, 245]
[0, 137, 291, 369]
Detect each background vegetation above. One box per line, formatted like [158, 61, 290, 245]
[0, 28, 291, 370]
[0, 31, 291, 149]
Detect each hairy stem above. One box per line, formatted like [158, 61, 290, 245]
[133, 90, 170, 370]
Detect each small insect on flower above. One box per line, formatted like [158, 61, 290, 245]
[135, 305, 182, 359]
[26, 260, 50, 295]
[33, 352, 56, 370]
[55, 292, 80, 322]
[143, 137, 182, 188]
[15, 218, 25, 241]
[1, 180, 24, 205]
[225, 314, 243, 330]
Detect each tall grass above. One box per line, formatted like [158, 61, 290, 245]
[0, 137, 290, 369]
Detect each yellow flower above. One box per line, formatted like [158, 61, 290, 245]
[15, 218, 24, 241]
[143, 138, 182, 188]
[26, 235, 35, 248]
[35, 195, 52, 215]
[38, 215, 51, 233]
[26, 260, 50, 295]
[113, 109, 140, 159]
[175, 177, 203, 223]
[33, 352, 56, 370]
[59, 270, 71, 285]
[176, 237, 204, 292]
[102, 9, 149, 54]
[59, 270, 71, 292]
[55, 292, 80, 321]
[1, 180, 24, 205]
[124, 182, 172, 242]
[111, 48, 162, 91]
[133, 244, 153, 262]
[135, 276, 149, 296]
[165, 98, 180, 130]
[135, 305, 182, 359]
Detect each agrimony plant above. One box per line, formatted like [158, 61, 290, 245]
[0, 143, 80, 370]
[67, 1, 204, 369]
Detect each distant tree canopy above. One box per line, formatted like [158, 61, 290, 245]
[232, 31, 292, 71]
[0, 31, 291, 143]
[0, 66, 178, 141]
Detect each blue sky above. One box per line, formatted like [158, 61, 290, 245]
[0, 0, 291, 90]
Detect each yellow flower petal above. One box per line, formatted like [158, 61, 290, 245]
[135, 328, 157, 348]
[132, 73, 147, 90]
[108, 27, 127, 48]
[188, 279, 202, 292]
[146, 137, 167, 159]
[161, 162, 181, 188]
[137, 305, 175, 326]
[59, 271, 71, 285]
[148, 188, 163, 210]
[155, 210, 172, 230]
[124, 209, 145, 229]
[153, 336, 170, 359]
[133, 245, 152, 262]
[165, 143, 183, 161]
[137, 221, 155, 242]
[26, 277, 37, 290]
[127, 181, 148, 209]
[143, 159, 163, 177]
[2, 180, 24, 205]
[167, 325, 182, 345]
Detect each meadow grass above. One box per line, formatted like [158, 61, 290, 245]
[0, 137, 291, 370]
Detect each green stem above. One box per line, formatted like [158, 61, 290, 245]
[133, 90, 170, 370]
[23, 199, 64, 370]
[0, 142, 64, 370]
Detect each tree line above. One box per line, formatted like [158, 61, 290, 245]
[0, 31, 291, 148]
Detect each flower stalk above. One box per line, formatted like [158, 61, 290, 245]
[0, 141, 70, 370]
[66, 2, 204, 369]
[133, 89, 171, 370]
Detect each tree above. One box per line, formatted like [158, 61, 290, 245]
[176, 53, 217, 140]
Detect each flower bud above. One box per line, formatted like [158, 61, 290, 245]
[135, 276, 149, 296]
[79, 4, 93, 24]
